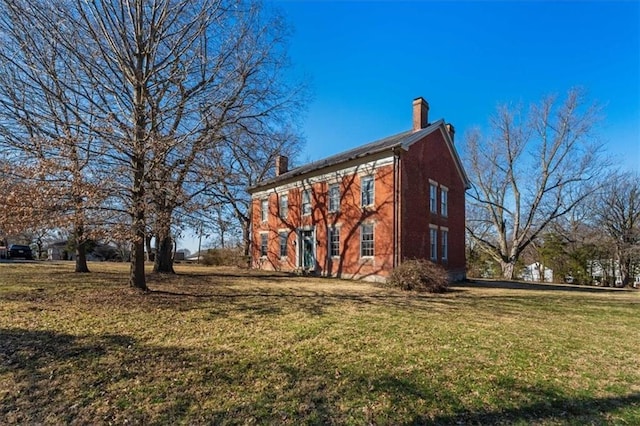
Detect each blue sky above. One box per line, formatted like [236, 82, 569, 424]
[181, 0, 640, 252]
[277, 0, 639, 172]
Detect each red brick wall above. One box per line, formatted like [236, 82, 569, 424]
[251, 128, 467, 280]
[251, 162, 395, 279]
[400, 129, 466, 278]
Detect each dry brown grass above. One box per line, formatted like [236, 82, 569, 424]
[1, 262, 638, 424]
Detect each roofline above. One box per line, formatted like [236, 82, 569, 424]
[248, 119, 470, 193]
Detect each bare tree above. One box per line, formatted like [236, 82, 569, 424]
[596, 171, 640, 287]
[465, 89, 605, 279]
[201, 128, 302, 258]
[0, 0, 302, 289]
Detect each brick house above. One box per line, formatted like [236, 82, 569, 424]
[248, 97, 470, 281]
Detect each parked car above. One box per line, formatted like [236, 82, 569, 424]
[8, 244, 33, 260]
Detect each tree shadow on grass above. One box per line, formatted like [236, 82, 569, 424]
[1, 328, 638, 424]
[454, 279, 634, 293]
[410, 391, 640, 425]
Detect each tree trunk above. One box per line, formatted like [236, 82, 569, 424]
[74, 224, 90, 273]
[241, 218, 251, 268]
[154, 234, 175, 274]
[129, 155, 148, 291]
[500, 260, 516, 280]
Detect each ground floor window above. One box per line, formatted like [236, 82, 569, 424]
[329, 227, 340, 257]
[441, 230, 448, 261]
[360, 223, 374, 257]
[260, 233, 268, 257]
[430, 227, 437, 261]
[279, 231, 288, 258]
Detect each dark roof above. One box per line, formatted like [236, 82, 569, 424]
[249, 120, 447, 192]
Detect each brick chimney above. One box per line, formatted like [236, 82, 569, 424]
[275, 155, 289, 176]
[412, 97, 429, 132]
[446, 123, 455, 143]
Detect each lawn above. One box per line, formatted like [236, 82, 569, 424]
[0, 262, 638, 425]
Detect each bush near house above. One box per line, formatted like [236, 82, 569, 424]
[386, 259, 449, 293]
[200, 247, 246, 267]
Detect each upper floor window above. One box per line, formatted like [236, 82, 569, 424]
[430, 227, 438, 261]
[261, 199, 268, 222]
[441, 187, 448, 217]
[441, 229, 448, 261]
[360, 223, 374, 257]
[302, 189, 312, 216]
[279, 195, 288, 219]
[429, 183, 437, 214]
[329, 227, 340, 257]
[361, 176, 374, 207]
[328, 184, 340, 213]
[260, 233, 268, 257]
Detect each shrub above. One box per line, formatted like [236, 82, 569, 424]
[386, 259, 449, 293]
[200, 248, 246, 267]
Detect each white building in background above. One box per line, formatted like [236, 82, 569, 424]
[521, 262, 553, 283]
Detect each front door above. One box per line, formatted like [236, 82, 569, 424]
[299, 229, 315, 271]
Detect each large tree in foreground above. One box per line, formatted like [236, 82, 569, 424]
[0, 0, 302, 289]
[465, 89, 605, 279]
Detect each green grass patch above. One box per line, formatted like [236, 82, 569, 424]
[0, 262, 638, 424]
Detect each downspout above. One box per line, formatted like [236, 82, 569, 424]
[393, 148, 402, 268]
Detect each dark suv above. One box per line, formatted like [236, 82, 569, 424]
[8, 244, 33, 260]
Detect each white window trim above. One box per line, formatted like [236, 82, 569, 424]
[429, 182, 438, 214]
[302, 189, 312, 216]
[360, 222, 375, 258]
[441, 227, 449, 261]
[361, 175, 375, 208]
[279, 195, 288, 219]
[328, 226, 341, 258]
[261, 199, 269, 223]
[440, 185, 448, 218]
[328, 184, 340, 213]
[259, 232, 268, 258]
[429, 224, 438, 262]
[278, 230, 288, 259]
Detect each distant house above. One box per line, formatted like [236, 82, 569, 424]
[47, 241, 71, 261]
[521, 262, 553, 283]
[248, 97, 470, 281]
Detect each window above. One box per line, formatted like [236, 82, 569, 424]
[429, 183, 437, 214]
[430, 227, 438, 261]
[328, 184, 340, 213]
[302, 189, 312, 216]
[329, 227, 340, 257]
[260, 233, 268, 257]
[279, 195, 288, 219]
[441, 187, 448, 217]
[279, 231, 288, 258]
[361, 176, 374, 207]
[441, 230, 448, 261]
[261, 199, 268, 222]
[360, 223, 374, 257]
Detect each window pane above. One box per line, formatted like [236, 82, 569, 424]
[361, 176, 374, 207]
[280, 195, 288, 219]
[261, 199, 268, 222]
[329, 227, 340, 257]
[360, 224, 374, 257]
[430, 184, 437, 213]
[260, 234, 268, 257]
[329, 185, 340, 212]
[430, 228, 437, 261]
[279, 232, 287, 257]
[441, 190, 448, 217]
[302, 190, 311, 215]
[441, 230, 448, 260]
